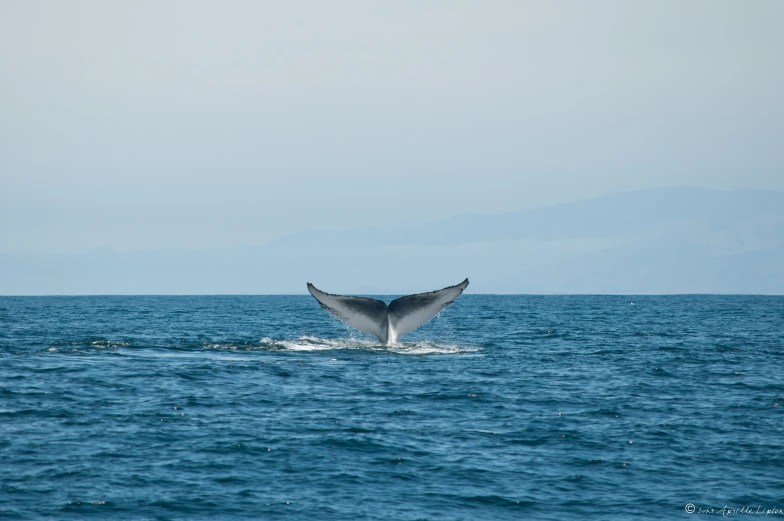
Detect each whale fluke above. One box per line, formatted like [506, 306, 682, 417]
[307, 279, 469, 344]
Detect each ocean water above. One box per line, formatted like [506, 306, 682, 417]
[1, 295, 783, 520]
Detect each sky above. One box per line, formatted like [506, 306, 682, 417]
[1, 0, 783, 253]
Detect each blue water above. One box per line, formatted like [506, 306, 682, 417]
[1, 295, 783, 520]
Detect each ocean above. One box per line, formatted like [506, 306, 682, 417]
[1, 295, 783, 520]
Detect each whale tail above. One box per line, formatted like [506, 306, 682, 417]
[307, 279, 469, 344]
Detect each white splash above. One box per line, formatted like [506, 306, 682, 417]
[204, 336, 480, 356]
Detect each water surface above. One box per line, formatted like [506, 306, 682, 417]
[1, 295, 783, 520]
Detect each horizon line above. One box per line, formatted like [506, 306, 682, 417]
[2, 293, 783, 297]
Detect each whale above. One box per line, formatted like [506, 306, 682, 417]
[307, 279, 469, 344]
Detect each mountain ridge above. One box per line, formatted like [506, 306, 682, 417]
[2, 186, 783, 295]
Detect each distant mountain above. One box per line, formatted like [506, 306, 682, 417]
[2, 187, 783, 295]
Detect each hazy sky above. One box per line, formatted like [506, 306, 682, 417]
[1, 0, 783, 253]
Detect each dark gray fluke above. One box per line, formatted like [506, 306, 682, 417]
[307, 279, 469, 344]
